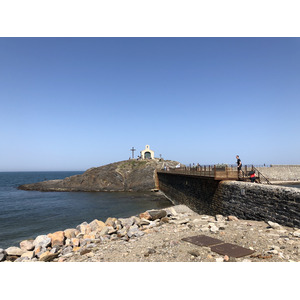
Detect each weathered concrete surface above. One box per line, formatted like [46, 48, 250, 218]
[257, 165, 300, 182]
[18, 159, 181, 192]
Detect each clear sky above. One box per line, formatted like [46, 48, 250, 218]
[1, 37, 300, 171]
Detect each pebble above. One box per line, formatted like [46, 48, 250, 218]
[177, 218, 190, 225]
[188, 250, 200, 257]
[215, 215, 226, 222]
[86, 252, 95, 258]
[267, 221, 282, 230]
[215, 257, 224, 262]
[227, 216, 239, 221]
[201, 227, 210, 233]
[144, 248, 156, 257]
[292, 230, 300, 237]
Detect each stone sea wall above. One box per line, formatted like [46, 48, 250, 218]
[215, 181, 300, 227]
[157, 173, 220, 215]
[158, 173, 300, 228]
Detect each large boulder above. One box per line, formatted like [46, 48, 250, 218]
[5, 247, 25, 256]
[48, 231, 65, 247]
[139, 211, 151, 220]
[33, 235, 51, 249]
[76, 222, 91, 235]
[34, 246, 47, 258]
[21, 251, 35, 259]
[147, 209, 167, 220]
[39, 251, 59, 262]
[20, 240, 34, 251]
[105, 217, 117, 228]
[89, 219, 106, 232]
[64, 228, 80, 239]
[118, 217, 134, 228]
[139, 210, 167, 221]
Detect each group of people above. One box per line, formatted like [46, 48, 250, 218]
[236, 155, 256, 183]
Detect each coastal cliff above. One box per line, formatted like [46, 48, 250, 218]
[18, 159, 181, 192]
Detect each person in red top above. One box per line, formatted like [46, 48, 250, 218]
[249, 170, 256, 183]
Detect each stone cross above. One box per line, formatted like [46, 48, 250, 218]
[130, 147, 136, 159]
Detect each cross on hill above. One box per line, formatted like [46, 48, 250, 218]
[130, 147, 136, 159]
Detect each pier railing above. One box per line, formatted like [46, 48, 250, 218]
[159, 164, 271, 183]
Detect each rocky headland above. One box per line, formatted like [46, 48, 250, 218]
[1, 204, 300, 262]
[18, 159, 181, 192]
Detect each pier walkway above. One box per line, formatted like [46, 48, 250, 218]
[157, 165, 271, 184]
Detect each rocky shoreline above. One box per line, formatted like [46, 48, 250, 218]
[1, 204, 300, 262]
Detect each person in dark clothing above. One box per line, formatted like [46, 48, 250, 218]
[236, 155, 242, 179]
[236, 155, 242, 170]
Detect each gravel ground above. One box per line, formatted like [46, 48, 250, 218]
[60, 205, 300, 262]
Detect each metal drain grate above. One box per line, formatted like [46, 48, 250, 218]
[210, 243, 255, 258]
[182, 235, 255, 258]
[182, 235, 224, 247]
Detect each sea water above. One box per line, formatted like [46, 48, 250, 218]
[0, 171, 172, 249]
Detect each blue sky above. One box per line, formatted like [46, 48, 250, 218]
[1, 38, 300, 171]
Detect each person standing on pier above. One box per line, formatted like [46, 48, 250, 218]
[236, 155, 242, 180]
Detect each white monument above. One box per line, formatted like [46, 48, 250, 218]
[141, 145, 155, 159]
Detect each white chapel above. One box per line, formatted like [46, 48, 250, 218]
[141, 145, 155, 159]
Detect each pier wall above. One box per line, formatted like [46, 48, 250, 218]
[157, 172, 300, 227]
[157, 173, 221, 215]
[217, 181, 300, 227]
